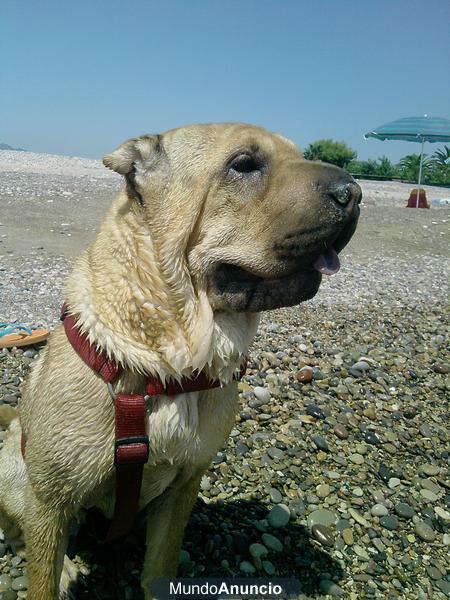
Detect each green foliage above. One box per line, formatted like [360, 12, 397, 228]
[304, 138, 450, 184]
[347, 156, 397, 178]
[347, 159, 375, 176]
[376, 156, 396, 178]
[303, 139, 357, 168]
[432, 145, 450, 165]
[426, 162, 450, 185]
[397, 153, 432, 181]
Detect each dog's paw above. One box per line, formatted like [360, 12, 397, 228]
[59, 555, 82, 599]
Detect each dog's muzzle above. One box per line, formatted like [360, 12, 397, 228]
[209, 200, 360, 311]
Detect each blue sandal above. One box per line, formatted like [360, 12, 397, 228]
[0, 322, 49, 348]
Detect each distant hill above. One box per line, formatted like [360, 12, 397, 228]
[0, 142, 27, 151]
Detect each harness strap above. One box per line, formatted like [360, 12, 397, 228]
[146, 361, 247, 396]
[105, 393, 149, 541]
[61, 307, 121, 383]
[22, 305, 247, 543]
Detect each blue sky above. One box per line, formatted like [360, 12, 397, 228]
[2, 0, 449, 161]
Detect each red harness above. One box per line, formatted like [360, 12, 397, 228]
[22, 305, 247, 542]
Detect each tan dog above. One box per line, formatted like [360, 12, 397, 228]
[0, 123, 360, 599]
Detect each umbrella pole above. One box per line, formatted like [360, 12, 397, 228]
[416, 138, 425, 208]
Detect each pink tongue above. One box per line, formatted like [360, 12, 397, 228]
[313, 247, 341, 275]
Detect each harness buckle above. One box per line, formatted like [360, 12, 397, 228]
[114, 435, 149, 466]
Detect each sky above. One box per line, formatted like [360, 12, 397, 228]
[2, 0, 449, 162]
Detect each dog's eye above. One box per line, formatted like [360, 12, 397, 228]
[230, 155, 260, 173]
[228, 153, 264, 176]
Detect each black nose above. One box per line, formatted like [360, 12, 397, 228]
[329, 182, 361, 207]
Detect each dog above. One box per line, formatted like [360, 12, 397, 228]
[0, 123, 360, 599]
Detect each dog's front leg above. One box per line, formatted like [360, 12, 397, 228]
[141, 472, 203, 600]
[24, 485, 70, 600]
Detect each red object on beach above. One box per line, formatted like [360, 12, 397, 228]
[406, 188, 429, 208]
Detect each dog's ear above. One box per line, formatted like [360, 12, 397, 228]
[103, 135, 168, 204]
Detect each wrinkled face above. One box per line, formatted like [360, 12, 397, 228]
[104, 124, 361, 313]
[184, 125, 360, 311]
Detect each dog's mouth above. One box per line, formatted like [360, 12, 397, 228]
[208, 217, 358, 312]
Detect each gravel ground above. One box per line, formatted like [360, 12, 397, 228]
[0, 150, 449, 599]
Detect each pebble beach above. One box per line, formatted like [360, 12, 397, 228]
[0, 150, 449, 599]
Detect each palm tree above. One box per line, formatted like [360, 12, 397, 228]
[376, 156, 395, 178]
[398, 154, 431, 181]
[432, 145, 450, 165]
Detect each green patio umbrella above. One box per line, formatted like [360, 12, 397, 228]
[364, 115, 450, 207]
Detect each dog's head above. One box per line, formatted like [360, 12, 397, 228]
[104, 124, 360, 313]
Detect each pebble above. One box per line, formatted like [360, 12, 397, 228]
[349, 453, 364, 465]
[200, 475, 211, 491]
[384, 442, 396, 454]
[421, 504, 435, 517]
[372, 538, 385, 553]
[312, 368, 325, 380]
[249, 543, 268, 559]
[388, 477, 401, 489]
[363, 405, 377, 420]
[435, 507, 450, 521]
[253, 386, 270, 402]
[23, 349, 37, 358]
[420, 463, 440, 476]
[371, 503, 388, 517]
[307, 509, 338, 529]
[351, 361, 370, 373]
[336, 519, 351, 532]
[333, 423, 349, 439]
[342, 528, 354, 545]
[267, 447, 285, 460]
[262, 560, 276, 575]
[2, 394, 18, 405]
[379, 515, 399, 530]
[305, 404, 325, 420]
[11, 577, 27, 591]
[420, 478, 441, 494]
[0, 575, 13, 592]
[268, 488, 282, 504]
[433, 363, 449, 374]
[267, 504, 290, 528]
[437, 580, 450, 596]
[348, 508, 370, 527]
[319, 580, 345, 597]
[363, 431, 381, 445]
[354, 545, 370, 560]
[235, 443, 249, 456]
[311, 524, 334, 547]
[261, 533, 283, 552]
[419, 423, 433, 437]
[349, 367, 363, 378]
[316, 483, 330, 498]
[312, 434, 329, 451]
[10, 558, 21, 569]
[394, 503, 415, 519]
[296, 367, 313, 383]
[414, 521, 436, 542]
[378, 463, 393, 483]
[9, 570, 21, 579]
[1, 591, 18, 600]
[420, 489, 439, 502]
[239, 561, 256, 574]
[426, 566, 442, 580]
